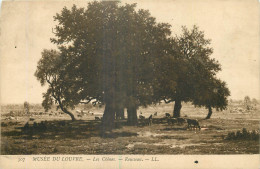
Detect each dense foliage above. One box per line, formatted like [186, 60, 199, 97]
[35, 1, 230, 129]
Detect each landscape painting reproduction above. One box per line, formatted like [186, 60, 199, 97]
[1, 0, 259, 157]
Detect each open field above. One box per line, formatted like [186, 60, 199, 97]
[1, 102, 259, 154]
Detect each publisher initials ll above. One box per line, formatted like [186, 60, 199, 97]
[152, 157, 159, 161]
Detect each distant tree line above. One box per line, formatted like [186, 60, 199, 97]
[35, 1, 230, 131]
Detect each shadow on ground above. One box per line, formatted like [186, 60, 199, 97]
[2, 120, 137, 140]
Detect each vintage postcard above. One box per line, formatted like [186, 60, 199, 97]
[0, 0, 259, 168]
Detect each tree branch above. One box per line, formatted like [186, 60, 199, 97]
[163, 98, 173, 104]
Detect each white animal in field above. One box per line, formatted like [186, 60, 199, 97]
[92, 112, 103, 116]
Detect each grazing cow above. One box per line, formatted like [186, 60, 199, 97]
[29, 118, 35, 121]
[95, 116, 101, 120]
[138, 115, 145, 126]
[165, 113, 171, 118]
[187, 119, 201, 130]
[77, 114, 82, 118]
[139, 115, 145, 120]
[154, 112, 158, 116]
[167, 118, 178, 126]
[139, 115, 153, 126]
[159, 117, 168, 124]
[177, 117, 186, 125]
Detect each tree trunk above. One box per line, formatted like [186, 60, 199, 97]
[173, 99, 182, 118]
[62, 108, 76, 121]
[127, 107, 138, 126]
[102, 103, 116, 131]
[58, 99, 76, 121]
[206, 106, 213, 119]
[50, 84, 76, 121]
[116, 108, 125, 120]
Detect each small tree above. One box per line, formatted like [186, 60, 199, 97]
[244, 96, 251, 110]
[252, 98, 258, 105]
[244, 96, 251, 103]
[24, 101, 30, 114]
[192, 77, 230, 119]
[35, 49, 76, 121]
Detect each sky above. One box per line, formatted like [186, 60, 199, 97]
[0, 0, 259, 104]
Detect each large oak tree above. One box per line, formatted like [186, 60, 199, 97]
[40, 2, 171, 129]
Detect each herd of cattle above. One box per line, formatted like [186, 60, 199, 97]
[19, 113, 201, 133]
[1, 110, 202, 132]
[91, 111, 201, 130]
[138, 112, 201, 130]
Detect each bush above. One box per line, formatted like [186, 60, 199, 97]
[225, 128, 259, 141]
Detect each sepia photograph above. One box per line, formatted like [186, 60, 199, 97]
[0, 0, 259, 168]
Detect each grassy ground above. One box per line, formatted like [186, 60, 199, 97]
[1, 102, 259, 154]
